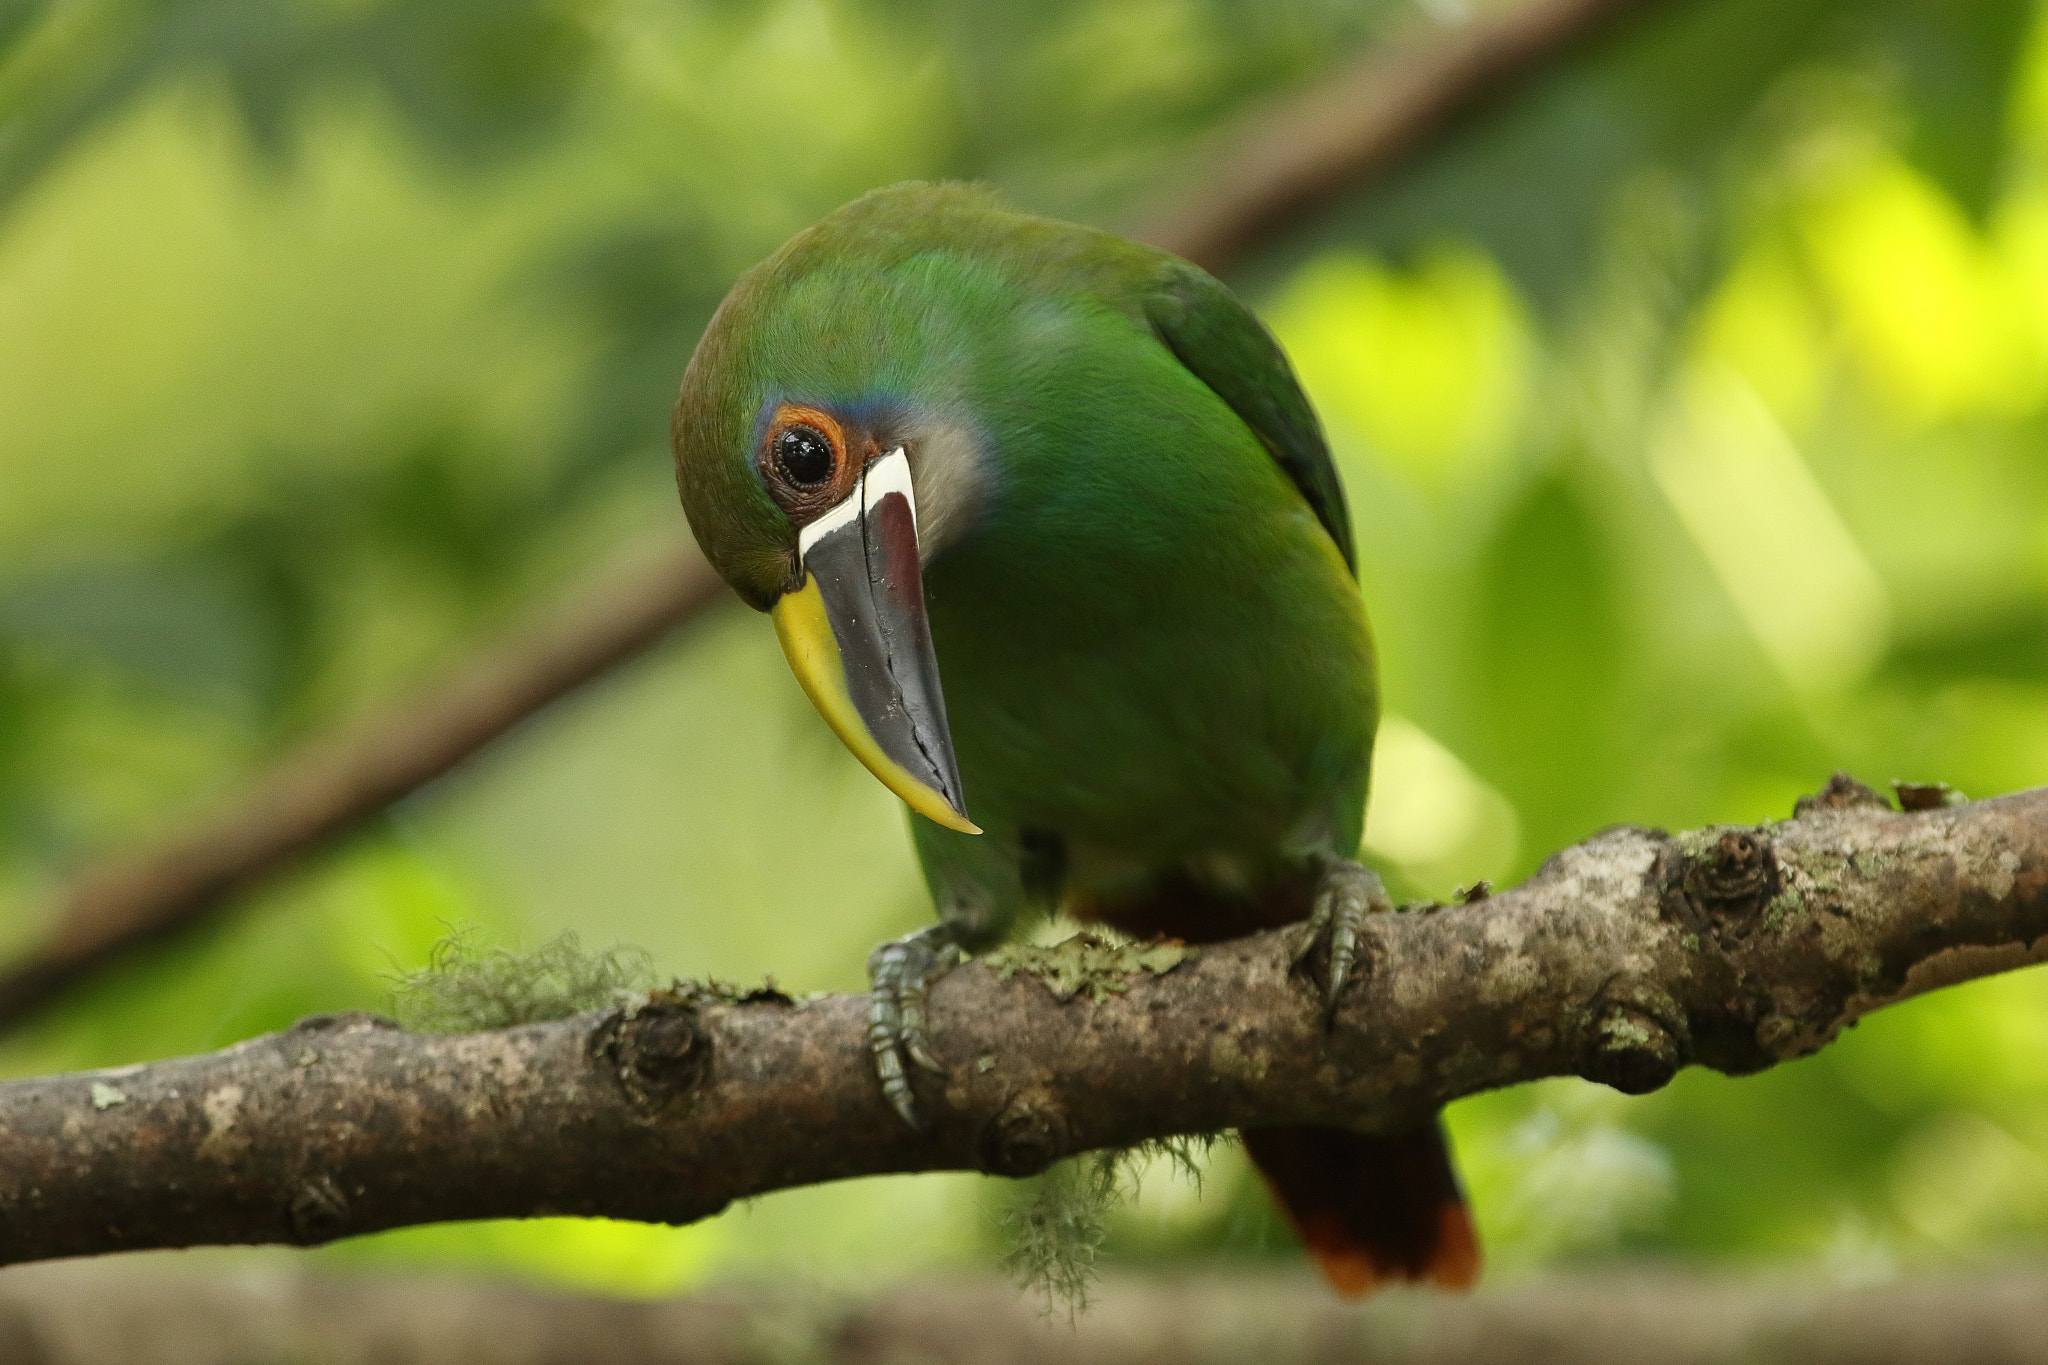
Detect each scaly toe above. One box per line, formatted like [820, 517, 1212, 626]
[1321, 900, 1361, 1022]
[1302, 859, 1392, 1022]
[865, 925, 961, 1130]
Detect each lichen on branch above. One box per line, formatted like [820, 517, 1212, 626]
[389, 928, 655, 1033]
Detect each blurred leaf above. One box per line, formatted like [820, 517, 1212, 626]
[0, 0, 602, 213]
[1470, 467, 1627, 856]
[170, 416, 557, 726]
[322, 1215, 722, 1298]
[0, 649, 40, 847]
[1881, 597, 2048, 684]
[540, 213, 733, 489]
[0, 0, 46, 54]
[0, 563, 262, 708]
[1873, 0, 2034, 218]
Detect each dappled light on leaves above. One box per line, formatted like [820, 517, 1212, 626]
[1801, 156, 2042, 422]
[326, 1212, 723, 1299]
[1649, 367, 1893, 694]
[1264, 247, 1531, 491]
[1361, 715, 1519, 898]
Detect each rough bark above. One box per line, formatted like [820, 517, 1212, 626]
[0, 0, 1668, 1032]
[8, 1261, 2048, 1365]
[3, 777, 2041, 1265]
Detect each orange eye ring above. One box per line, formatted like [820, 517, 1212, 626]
[760, 404, 860, 523]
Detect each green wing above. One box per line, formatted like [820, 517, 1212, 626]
[1142, 259, 1357, 575]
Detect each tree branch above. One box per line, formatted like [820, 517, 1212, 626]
[4, 777, 2040, 1265]
[0, 0, 1666, 1031]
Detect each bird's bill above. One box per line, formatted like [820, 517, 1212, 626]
[770, 447, 979, 835]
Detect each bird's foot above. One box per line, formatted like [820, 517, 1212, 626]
[1294, 857, 1393, 1024]
[867, 924, 962, 1130]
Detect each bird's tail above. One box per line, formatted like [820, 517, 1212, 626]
[1240, 1119, 1480, 1298]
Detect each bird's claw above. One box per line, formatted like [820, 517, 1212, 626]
[868, 925, 961, 1130]
[1295, 858, 1392, 1024]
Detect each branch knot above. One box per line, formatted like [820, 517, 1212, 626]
[1581, 1002, 1685, 1096]
[286, 1174, 349, 1244]
[980, 1093, 1070, 1177]
[1692, 831, 1774, 904]
[1663, 828, 1782, 943]
[1794, 772, 1891, 816]
[595, 996, 710, 1112]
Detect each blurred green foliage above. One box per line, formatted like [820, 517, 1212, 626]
[1, 0, 2046, 1299]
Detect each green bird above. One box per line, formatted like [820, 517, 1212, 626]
[672, 182, 1479, 1296]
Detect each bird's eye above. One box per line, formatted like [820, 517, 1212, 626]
[774, 425, 836, 487]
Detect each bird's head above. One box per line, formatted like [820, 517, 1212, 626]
[672, 222, 988, 836]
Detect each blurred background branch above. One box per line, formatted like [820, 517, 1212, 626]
[9, 1262, 2048, 1365]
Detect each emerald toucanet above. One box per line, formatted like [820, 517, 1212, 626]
[672, 182, 1479, 1296]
